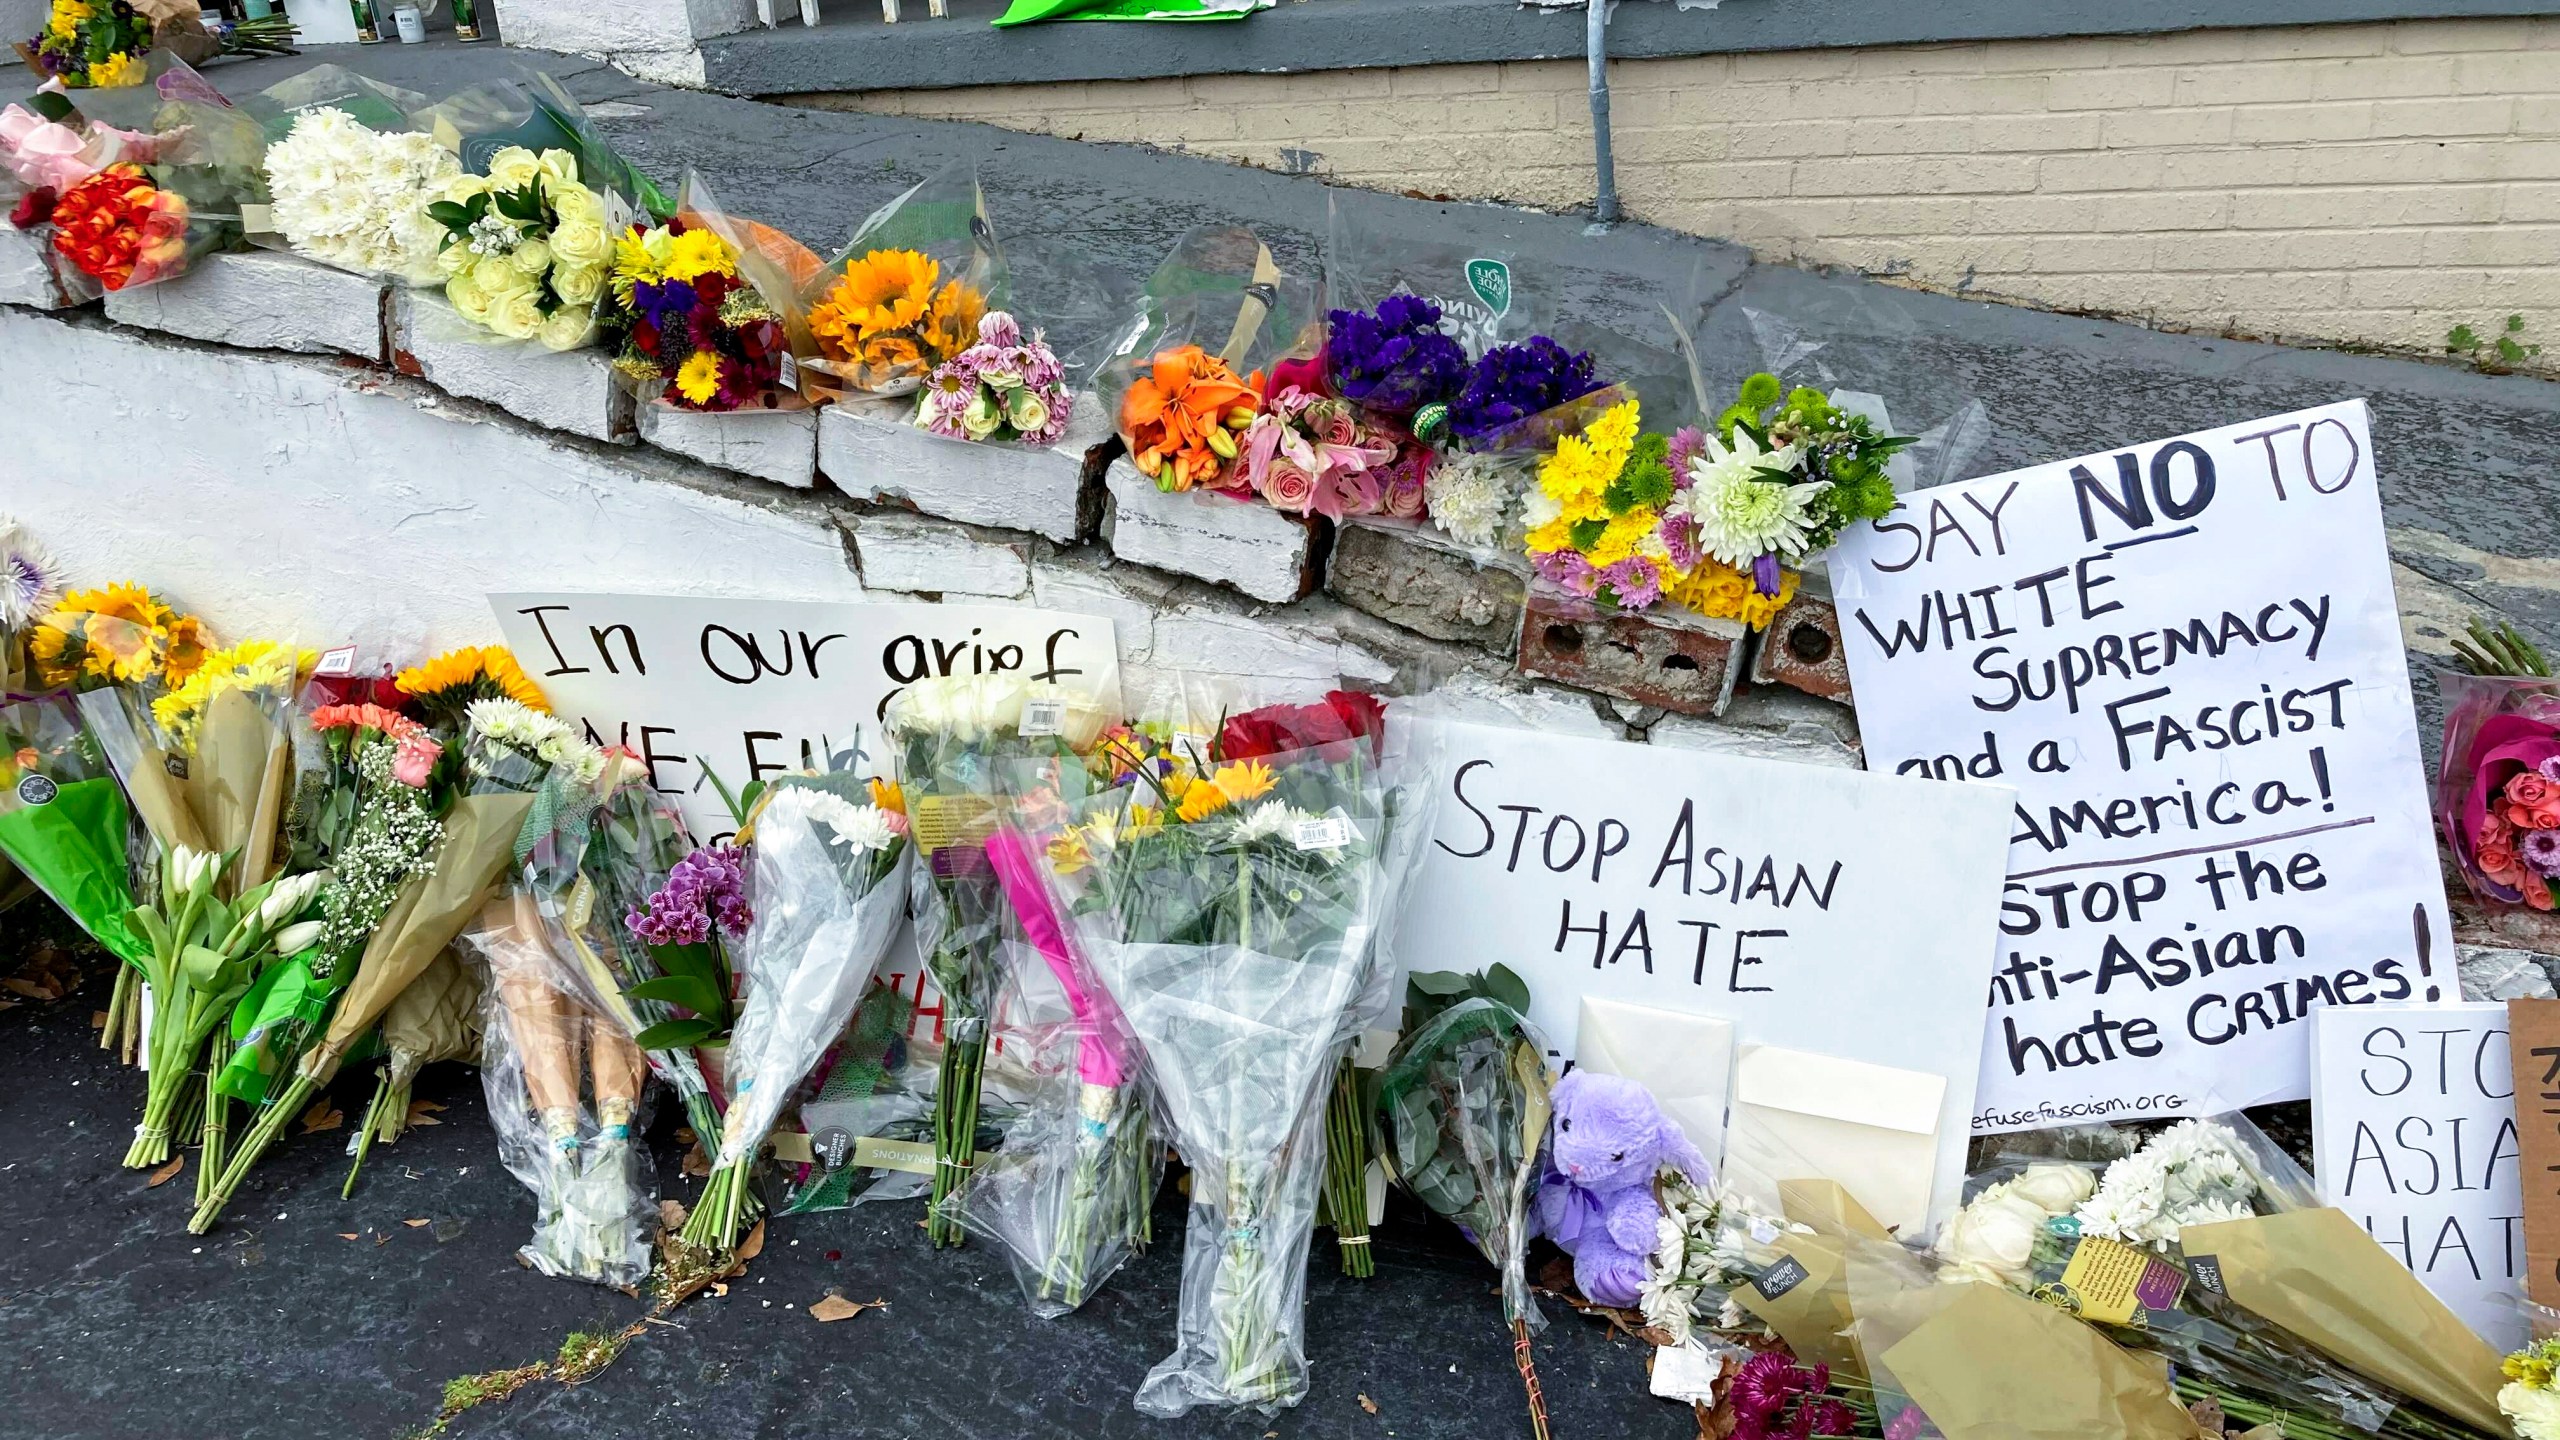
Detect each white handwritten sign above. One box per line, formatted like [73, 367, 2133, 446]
[2313, 1002, 2524, 1351]
[489, 593, 1119, 840]
[1832, 401, 2454, 1133]
[1393, 720, 2015, 1228]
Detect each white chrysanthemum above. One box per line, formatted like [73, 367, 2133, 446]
[1225, 799, 1310, 846]
[1670, 427, 1828, 569]
[822, 803, 900, 853]
[263, 107, 460, 284]
[2504, 1383, 2560, 1440]
[1518, 485, 1564, 534]
[0, 517, 62, 628]
[1424, 453, 1520, 549]
[465, 696, 547, 743]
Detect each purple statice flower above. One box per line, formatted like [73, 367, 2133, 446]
[1601, 557, 1663, 610]
[1752, 552, 1784, 597]
[1533, 547, 1601, 598]
[627, 843, 751, 948]
[2524, 828, 2560, 877]
[1326, 295, 1468, 415]
[1666, 425, 1706, 488]
[1446, 335, 1601, 447]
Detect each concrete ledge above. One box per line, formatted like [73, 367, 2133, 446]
[849, 511, 1032, 598]
[389, 290, 634, 445]
[1326, 517, 1526, 656]
[1102, 458, 1317, 605]
[103, 250, 385, 361]
[817, 393, 1103, 545]
[638, 402, 820, 488]
[0, 226, 79, 311]
[706, 0, 2555, 97]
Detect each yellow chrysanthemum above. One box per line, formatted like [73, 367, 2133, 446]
[1536, 398, 1641, 507]
[44, 0, 87, 40]
[660, 228, 736, 285]
[609, 227, 668, 306]
[675, 351, 725, 406]
[1585, 511, 1658, 570]
[85, 50, 145, 88]
[1211, 759, 1275, 807]
[150, 638, 307, 753]
[397, 645, 547, 727]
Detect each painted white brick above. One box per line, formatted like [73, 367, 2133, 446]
[0, 225, 74, 309]
[104, 249, 384, 360]
[1150, 603, 1394, 688]
[390, 290, 633, 444]
[1030, 561, 1163, 660]
[851, 512, 1031, 598]
[1104, 458, 1316, 604]
[1433, 666, 1616, 739]
[817, 393, 1102, 544]
[1649, 688, 1864, 769]
[638, 402, 818, 488]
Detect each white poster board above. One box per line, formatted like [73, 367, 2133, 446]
[489, 593, 1119, 839]
[1832, 401, 2454, 1132]
[2313, 1002, 2524, 1351]
[1393, 720, 2015, 1227]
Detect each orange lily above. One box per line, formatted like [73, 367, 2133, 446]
[1119, 345, 1264, 492]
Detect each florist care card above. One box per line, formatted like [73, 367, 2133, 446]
[1393, 719, 2014, 1231]
[1831, 400, 2453, 1134]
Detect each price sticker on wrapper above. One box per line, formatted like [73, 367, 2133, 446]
[1019, 698, 1067, 738]
[1293, 815, 1353, 852]
[314, 645, 360, 678]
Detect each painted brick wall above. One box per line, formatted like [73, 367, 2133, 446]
[812, 17, 2560, 365]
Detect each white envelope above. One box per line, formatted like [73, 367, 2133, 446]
[1727, 1043, 1945, 1239]
[1574, 996, 1735, 1167]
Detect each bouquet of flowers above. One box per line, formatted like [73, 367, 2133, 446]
[148, 635, 306, 897]
[1378, 992, 1556, 1438]
[425, 146, 615, 352]
[603, 211, 795, 412]
[26, 0, 291, 91]
[26, 579, 209, 694]
[1675, 371, 1912, 595]
[0, 92, 176, 220]
[955, 819, 1159, 1314]
[1209, 360, 1424, 522]
[0, 692, 149, 966]
[1523, 396, 1801, 630]
[1119, 344, 1266, 492]
[1444, 335, 1605, 451]
[1326, 295, 1469, 421]
[529, 755, 733, 1177]
[1012, 688, 1434, 1415]
[2438, 618, 2560, 911]
[888, 672, 1113, 1248]
[1100, 225, 1321, 495]
[31, 58, 268, 297]
[680, 780, 911, 1253]
[794, 165, 1001, 399]
[258, 105, 459, 284]
[913, 310, 1073, 446]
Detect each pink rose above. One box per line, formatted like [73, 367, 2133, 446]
[1261, 461, 1317, 515]
[392, 733, 442, 788]
[2509, 772, 2555, 807]
[1383, 474, 1426, 519]
[2482, 812, 2515, 848]
[2535, 806, 2560, 831]
[2532, 882, 2557, 912]
[2481, 843, 2522, 881]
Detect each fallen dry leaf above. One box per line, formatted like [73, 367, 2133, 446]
[680, 1143, 711, 1179]
[1359, 1394, 1379, 1416]
[299, 1101, 344, 1135]
[2, 977, 51, 1000]
[808, 1293, 887, 1323]
[145, 1157, 184, 1188]
[337, 1233, 361, 1241]
[707, 1282, 729, 1299]
[658, 1199, 688, 1232]
[402, 1218, 430, 1229]
[90, 1010, 109, 1030]
[403, 1099, 444, 1128]
[733, 1221, 766, 1263]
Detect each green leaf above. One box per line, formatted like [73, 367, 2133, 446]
[633, 1017, 716, 1051]
[2448, 323, 2482, 352]
[2508, 314, 2528, 334]
[2497, 337, 2528, 365]
[1483, 964, 1532, 1015]
[628, 973, 723, 1017]
[180, 943, 232, 990]
[425, 200, 473, 230]
[1410, 970, 1472, 997]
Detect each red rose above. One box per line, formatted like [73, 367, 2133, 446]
[1324, 689, 1385, 744]
[9, 187, 54, 230]
[1217, 710, 1294, 762]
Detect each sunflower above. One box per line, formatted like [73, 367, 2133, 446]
[150, 638, 306, 753]
[84, 50, 145, 88]
[28, 582, 184, 688]
[1209, 759, 1275, 808]
[807, 248, 984, 386]
[397, 645, 548, 729]
[1176, 779, 1233, 824]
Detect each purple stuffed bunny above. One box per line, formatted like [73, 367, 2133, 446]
[1532, 1070, 1715, 1308]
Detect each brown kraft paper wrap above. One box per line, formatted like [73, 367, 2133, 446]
[2510, 997, 2560, 1314]
[1734, 1230, 1869, 1380]
[1873, 1281, 2201, 1440]
[184, 687, 293, 895]
[301, 792, 538, 1084]
[2177, 1209, 2506, 1435]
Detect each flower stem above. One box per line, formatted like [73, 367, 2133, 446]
[1512, 1318, 1551, 1440]
[197, 1036, 230, 1211]
[1324, 1057, 1373, 1278]
[191, 1072, 320, 1234]
[929, 1031, 985, 1248]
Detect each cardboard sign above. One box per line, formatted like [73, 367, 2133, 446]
[1832, 401, 2453, 1131]
[2313, 1002, 2523, 1350]
[489, 593, 1119, 839]
[2509, 998, 2560, 1317]
[1393, 720, 2014, 1228]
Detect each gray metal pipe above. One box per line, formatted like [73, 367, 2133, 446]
[1587, 0, 1620, 225]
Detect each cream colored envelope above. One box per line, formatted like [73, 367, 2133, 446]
[1573, 996, 1735, 1165]
[1727, 1043, 1945, 1239]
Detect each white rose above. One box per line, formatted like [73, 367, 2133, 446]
[485, 146, 542, 190]
[551, 261, 603, 307]
[548, 185, 605, 229]
[536, 308, 595, 353]
[440, 173, 490, 206]
[1005, 389, 1050, 436]
[474, 255, 535, 297]
[488, 290, 545, 341]
[2006, 1163, 2098, 1216]
[548, 217, 608, 266]
[447, 271, 493, 324]
[537, 149, 581, 185]
[509, 236, 552, 276]
[435, 239, 474, 278]
[1934, 1192, 2046, 1288]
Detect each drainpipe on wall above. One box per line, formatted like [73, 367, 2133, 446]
[1587, 0, 1620, 227]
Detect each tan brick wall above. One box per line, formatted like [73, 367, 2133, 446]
[803, 17, 2560, 364]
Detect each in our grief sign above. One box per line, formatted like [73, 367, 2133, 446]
[1392, 720, 2015, 1226]
[488, 593, 1119, 838]
[1831, 400, 2453, 1132]
[2312, 1003, 2522, 1351]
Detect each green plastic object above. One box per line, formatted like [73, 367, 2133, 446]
[0, 777, 148, 963]
[993, 0, 1268, 26]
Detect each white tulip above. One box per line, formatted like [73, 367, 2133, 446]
[271, 920, 325, 957]
[257, 871, 325, 930]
